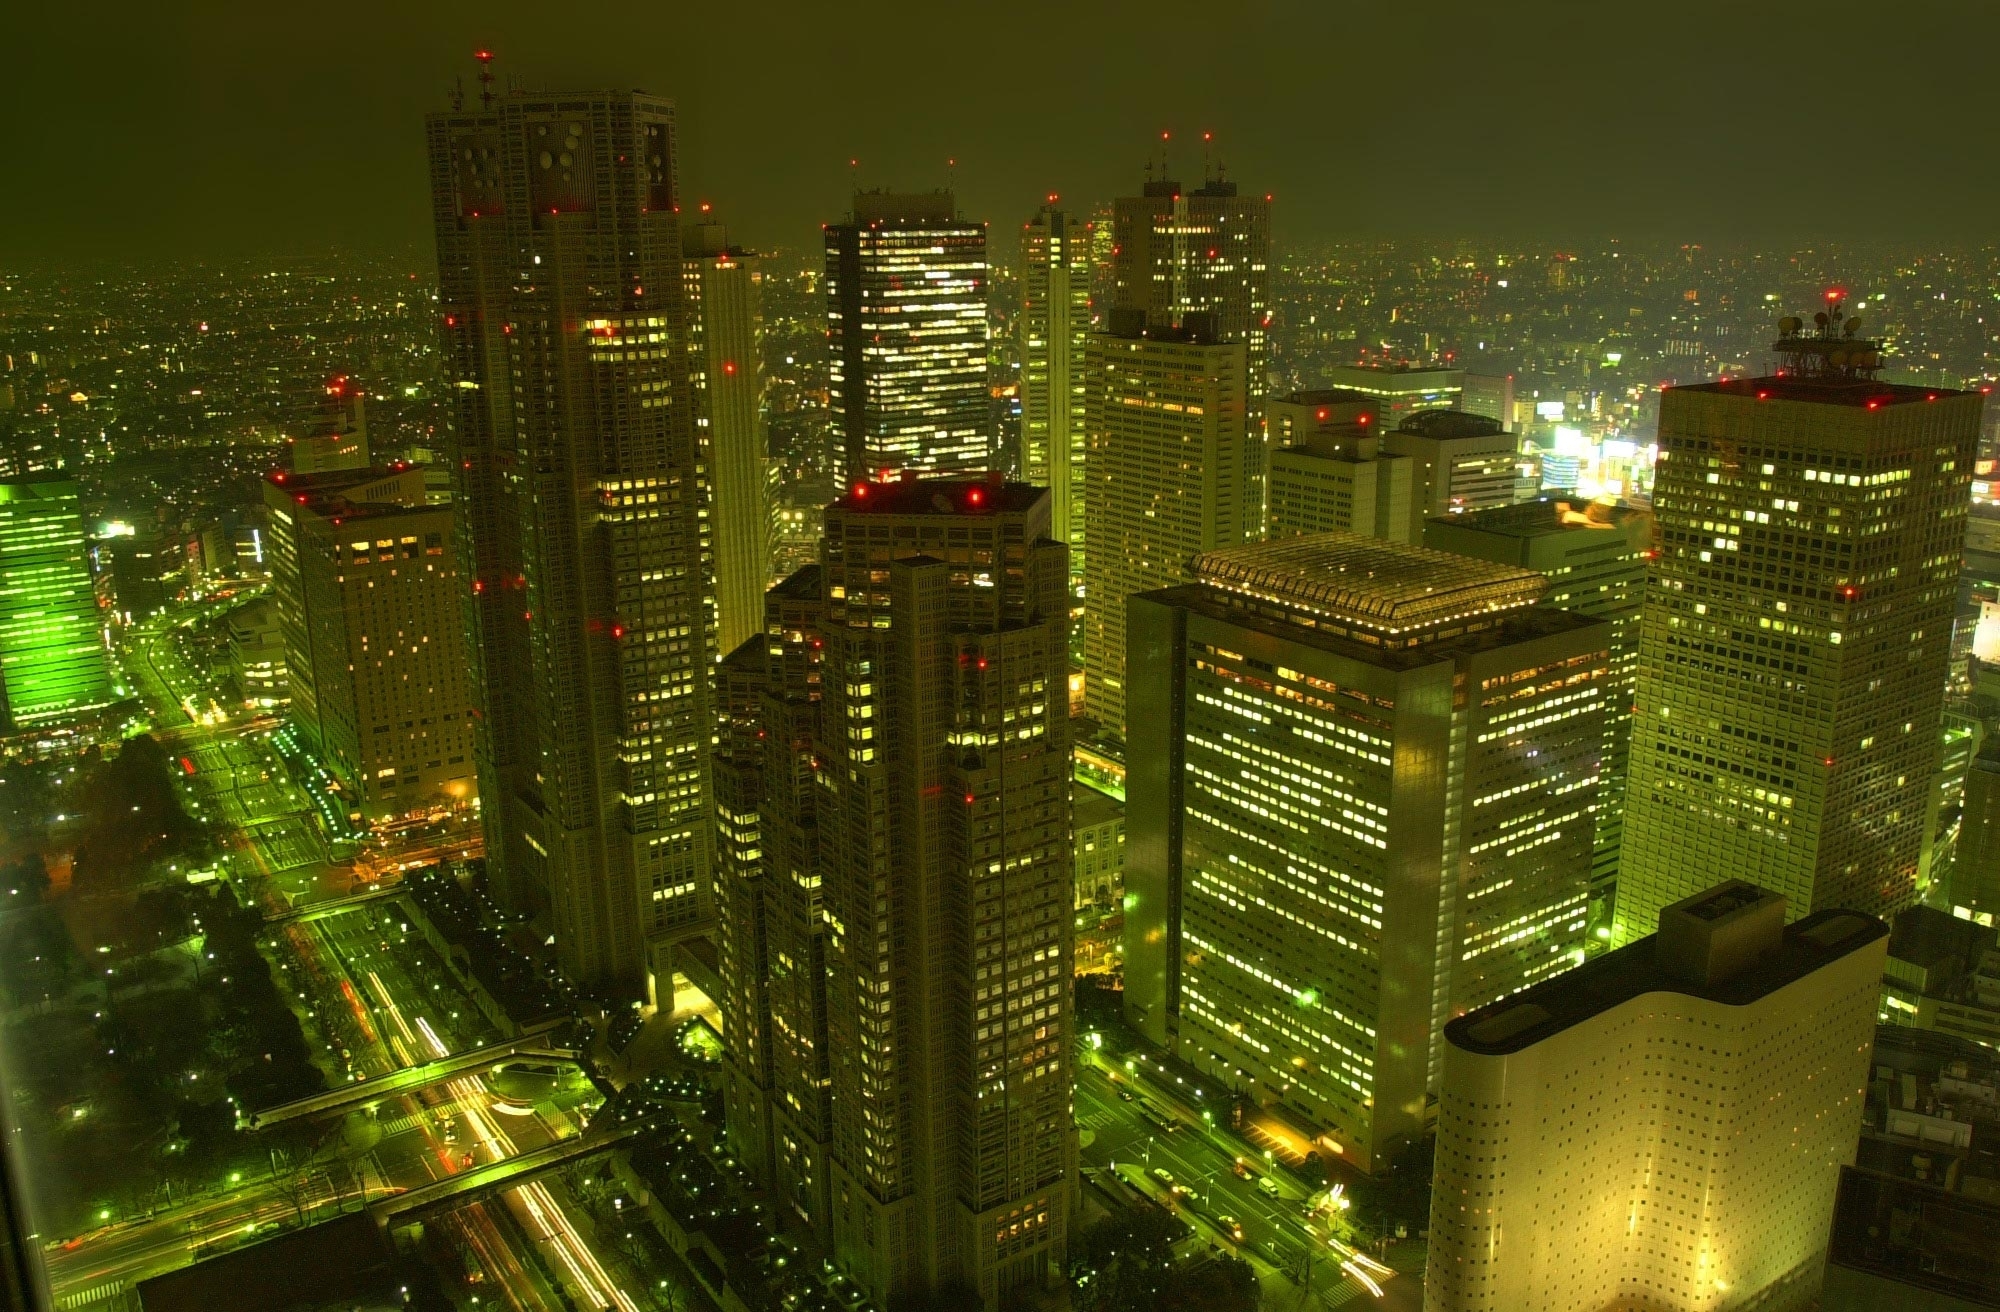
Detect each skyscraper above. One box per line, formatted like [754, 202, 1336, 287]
[722, 476, 1073, 1310]
[1017, 202, 1091, 568]
[1323, 363, 1464, 423]
[0, 475, 112, 732]
[1080, 325, 1250, 740]
[1111, 168, 1271, 498]
[427, 88, 715, 993]
[1265, 390, 1413, 541]
[1947, 741, 2000, 919]
[1617, 310, 1982, 943]
[1075, 166, 1271, 743]
[825, 192, 990, 482]
[262, 466, 476, 823]
[1425, 495, 1652, 943]
[1427, 883, 1885, 1312]
[1380, 410, 1520, 520]
[684, 217, 771, 658]
[1111, 170, 1270, 386]
[714, 566, 831, 1220]
[1124, 535, 1608, 1169]
[290, 377, 372, 475]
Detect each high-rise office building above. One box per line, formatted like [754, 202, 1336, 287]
[427, 88, 715, 992]
[1425, 496, 1652, 943]
[719, 476, 1073, 1310]
[714, 566, 830, 1217]
[1427, 883, 1886, 1312]
[1017, 202, 1091, 569]
[826, 192, 989, 482]
[263, 466, 476, 823]
[1265, 390, 1413, 541]
[1949, 741, 2000, 919]
[1076, 167, 1270, 742]
[0, 476, 112, 732]
[1111, 169, 1271, 496]
[290, 377, 372, 475]
[685, 218, 771, 659]
[1085, 204, 1115, 327]
[1459, 371, 1516, 426]
[1617, 312, 1982, 943]
[1381, 410, 1520, 519]
[1124, 535, 1608, 1169]
[1080, 325, 1250, 740]
[98, 529, 180, 623]
[1111, 171, 1270, 381]
[1323, 364, 1463, 424]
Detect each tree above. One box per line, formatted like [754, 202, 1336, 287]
[1161, 1257, 1257, 1312]
[1074, 1207, 1183, 1312]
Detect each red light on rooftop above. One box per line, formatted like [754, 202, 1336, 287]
[1757, 391, 1770, 400]
[852, 482, 869, 499]
[612, 624, 625, 638]
[294, 494, 307, 504]
[700, 201, 711, 213]
[473, 579, 485, 593]
[965, 793, 976, 805]
[1358, 413, 1371, 425]
[723, 361, 737, 375]
[967, 486, 984, 506]
[1928, 394, 1938, 401]
[1866, 400, 1880, 410]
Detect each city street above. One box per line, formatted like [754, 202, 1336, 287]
[1075, 1053, 1418, 1310]
[40, 601, 637, 1312]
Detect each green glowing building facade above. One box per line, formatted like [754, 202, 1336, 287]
[0, 477, 113, 731]
[1124, 534, 1610, 1170]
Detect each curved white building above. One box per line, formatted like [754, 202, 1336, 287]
[1427, 882, 1886, 1312]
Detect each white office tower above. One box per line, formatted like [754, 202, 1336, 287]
[1426, 882, 1887, 1312]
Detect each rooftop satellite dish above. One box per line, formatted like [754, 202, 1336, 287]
[1779, 316, 1802, 335]
[1844, 316, 1862, 337]
[1829, 349, 1850, 370]
[1814, 312, 1831, 329]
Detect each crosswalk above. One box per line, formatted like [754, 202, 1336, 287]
[56, 1280, 130, 1310]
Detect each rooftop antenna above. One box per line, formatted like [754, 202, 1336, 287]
[1202, 131, 1214, 183]
[474, 49, 496, 110]
[947, 157, 957, 195]
[1159, 131, 1172, 182]
[449, 74, 464, 112]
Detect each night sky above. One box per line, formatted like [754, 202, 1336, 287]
[3, 0, 1995, 264]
